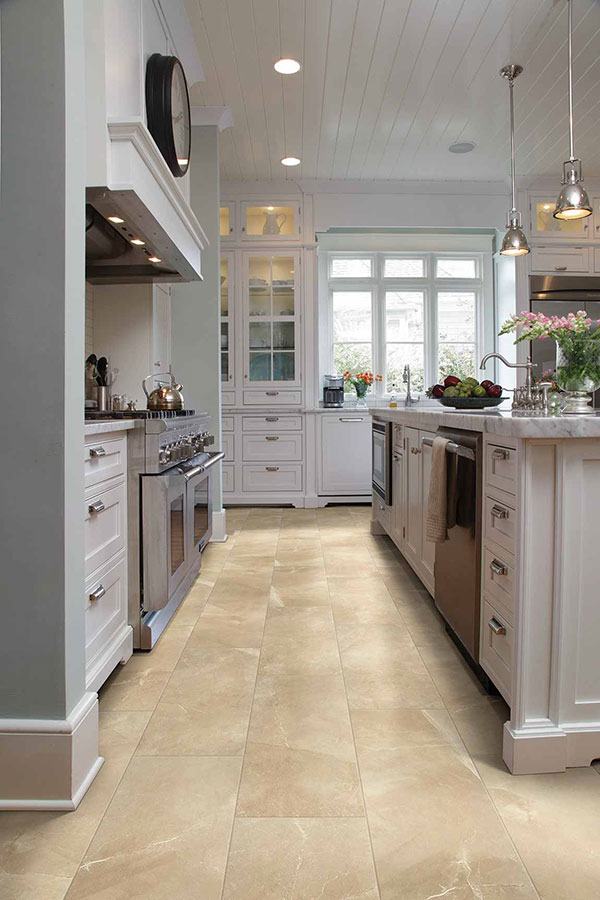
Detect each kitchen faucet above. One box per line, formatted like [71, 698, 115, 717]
[403, 364, 417, 406]
[479, 352, 537, 405]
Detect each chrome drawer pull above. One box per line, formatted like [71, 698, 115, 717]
[489, 617, 506, 636]
[88, 500, 105, 514]
[90, 447, 106, 458]
[265, 436, 279, 441]
[490, 559, 508, 576]
[491, 448, 509, 461]
[266, 391, 279, 396]
[554, 265, 568, 271]
[265, 417, 279, 422]
[393, 453, 403, 461]
[491, 505, 509, 520]
[265, 466, 279, 472]
[89, 584, 105, 602]
[339, 417, 363, 421]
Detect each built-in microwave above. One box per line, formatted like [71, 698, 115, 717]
[372, 420, 392, 505]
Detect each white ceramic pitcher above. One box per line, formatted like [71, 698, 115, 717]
[263, 211, 286, 235]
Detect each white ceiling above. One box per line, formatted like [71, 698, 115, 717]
[185, 0, 600, 183]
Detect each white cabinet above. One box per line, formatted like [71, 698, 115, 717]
[391, 428, 405, 547]
[241, 201, 301, 241]
[318, 414, 372, 496]
[391, 426, 435, 595]
[530, 245, 590, 275]
[528, 193, 591, 242]
[403, 427, 423, 573]
[419, 432, 437, 591]
[152, 284, 171, 372]
[220, 254, 234, 385]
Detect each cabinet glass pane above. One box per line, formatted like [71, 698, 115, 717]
[248, 256, 271, 316]
[220, 322, 229, 351]
[273, 322, 295, 349]
[249, 352, 272, 381]
[221, 352, 229, 380]
[535, 200, 583, 234]
[245, 205, 296, 237]
[220, 258, 229, 316]
[272, 256, 295, 315]
[220, 206, 230, 237]
[249, 322, 271, 349]
[273, 352, 295, 381]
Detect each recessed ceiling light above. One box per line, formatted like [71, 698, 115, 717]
[148, 256, 162, 263]
[130, 238, 145, 246]
[448, 141, 476, 154]
[108, 215, 124, 224]
[281, 156, 301, 167]
[274, 58, 301, 75]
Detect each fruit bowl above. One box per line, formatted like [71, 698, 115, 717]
[437, 396, 507, 410]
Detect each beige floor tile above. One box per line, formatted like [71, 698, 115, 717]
[351, 707, 467, 754]
[327, 574, 393, 600]
[259, 608, 341, 676]
[269, 566, 330, 608]
[187, 604, 267, 649]
[274, 542, 324, 567]
[136, 647, 259, 756]
[66, 757, 241, 900]
[448, 694, 510, 757]
[330, 588, 401, 626]
[356, 742, 538, 900]
[475, 754, 600, 900]
[0, 711, 150, 900]
[98, 649, 178, 712]
[222, 818, 379, 900]
[323, 548, 381, 577]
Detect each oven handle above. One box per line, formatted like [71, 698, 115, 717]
[181, 451, 225, 481]
[421, 436, 475, 462]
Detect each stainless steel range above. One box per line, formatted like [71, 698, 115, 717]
[123, 410, 224, 649]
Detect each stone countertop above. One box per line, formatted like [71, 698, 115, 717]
[84, 419, 140, 435]
[369, 404, 600, 438]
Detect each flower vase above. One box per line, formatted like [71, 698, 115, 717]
[354, 385, 368, 408]
[556, 338, 600, 414]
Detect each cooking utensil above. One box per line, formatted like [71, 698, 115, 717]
[96, 357, 108, 386]
[142, 371, 184, 411]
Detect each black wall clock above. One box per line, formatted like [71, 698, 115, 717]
[146, 53, 191, 178]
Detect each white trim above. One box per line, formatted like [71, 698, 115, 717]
[0, 690, 97, 734]
[191, 106, 234, 131]
[317, 233, 495, 253]
[210, 508, 228, 542]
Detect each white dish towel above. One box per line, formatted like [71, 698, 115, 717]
[426, 437, 450, 543]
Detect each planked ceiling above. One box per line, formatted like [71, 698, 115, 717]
[185, 0, 600, 183]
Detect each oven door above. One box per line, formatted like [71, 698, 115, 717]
[182, 450, 225, 556]
[141, 467, 191, 613]
[372, 420, 392, 505]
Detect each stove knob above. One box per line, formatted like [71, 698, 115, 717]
[159, 448, 168, 464]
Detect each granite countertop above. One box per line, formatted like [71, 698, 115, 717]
[84, 419, 140, 435]
[369, 404, 600, 438]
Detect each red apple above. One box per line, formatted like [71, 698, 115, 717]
[431, 384, 445, 398]
[487, 384, 502, 398]
[481, 379, 494, 391]
[444, 375, 461, 388]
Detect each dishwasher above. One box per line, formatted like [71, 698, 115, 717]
[429, 426, 484, 668]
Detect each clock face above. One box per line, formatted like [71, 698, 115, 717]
[171, 61, 190, 175]
[145, 54, 191, 178]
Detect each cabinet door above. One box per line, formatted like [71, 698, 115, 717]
[243, 251, 301, 387]
[403, 427, 422, 568]
[220, 254, 234, 385]
[419, 430, 437, 591]
[319, 415, 371, 495]
[220, 203, 235, 240]
[152, 284, 171, 373]
[241, 201, 301, 240]
[391, 448, 405, 549]
[529, 194, 591, 241]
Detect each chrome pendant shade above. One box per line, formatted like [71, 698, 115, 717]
[553, 0, 592, 220]
[499, 64, 529, 257]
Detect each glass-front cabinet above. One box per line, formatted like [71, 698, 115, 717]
[243, 251, 300, 386]
[220, 203, 234, 240]
[220, 254, 233, 384]
[529, 193, 591, 241]
[241, 202, 300, 240]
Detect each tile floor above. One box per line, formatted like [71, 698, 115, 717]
[2, 505, 600, 899]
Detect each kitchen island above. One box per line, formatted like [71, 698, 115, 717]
[370, 404, 600, 775]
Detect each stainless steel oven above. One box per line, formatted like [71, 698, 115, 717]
[372, 419, 392, 505]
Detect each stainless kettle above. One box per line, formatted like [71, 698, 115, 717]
[142, 372, 184, 411]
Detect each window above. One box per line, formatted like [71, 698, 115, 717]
[326, 252, 485, 396]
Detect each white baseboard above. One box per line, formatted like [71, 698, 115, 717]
[0, 691, 102, 810]
[210, 508, 228, 542]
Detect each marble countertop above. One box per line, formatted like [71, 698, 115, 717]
[84, 419, 140, 435]
[369, 404, 600, 438]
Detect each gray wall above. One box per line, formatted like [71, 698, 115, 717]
[171, 125, 223, 511]
[0, 0, 86, 719]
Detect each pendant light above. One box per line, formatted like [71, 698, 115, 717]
[554, 0, 592, 220]
[500, 64, 530, 257]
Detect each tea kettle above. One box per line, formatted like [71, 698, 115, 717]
[142, 371, 184, 411]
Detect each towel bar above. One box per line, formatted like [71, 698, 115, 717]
[421, 436, 475, 462]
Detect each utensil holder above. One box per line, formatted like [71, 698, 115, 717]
[97, 386, 110, 412]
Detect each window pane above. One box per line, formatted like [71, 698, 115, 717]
[438, 344, 476, 382]
[438, 292, 476, 342]
[386, 292, 424, 341]
[332, 292, 372, 342]
[330, 257, 372, 278]
[333, 344, 372, 389]
[386, 344, 424, 394]
[384, 258, 424, 278]
[436, 258, 476, 278]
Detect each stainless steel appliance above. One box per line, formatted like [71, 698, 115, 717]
[143, 371, 185, 411]
[118, 409, 223, 649]
[323, 375, 344, 408]
[431, 427, 483, 666]
[372, 419, 392, 505]
[530, 274, 600, 407]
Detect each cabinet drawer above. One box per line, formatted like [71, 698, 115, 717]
[222, 390, 236, 407]
[484, 494, 516, 556]
[485, 442, 517, 496]
[84, 482, 126, 578]
[483, 545, 515, 621]
[222, 416, 234, 432]
[242, 464, 302, 492]
[221, 433, 235, 462]
[243, 390, 302, 407]
[242, 415, 303, 432]
[242, 433, 302, 462]
[530, 245, 589, 274]
[85, 554, 127, 673]
[480, 597, 513, 703]
[222, 464, 235, 492]
[84, 436, 126, 489]
[372, 491, 392, 534]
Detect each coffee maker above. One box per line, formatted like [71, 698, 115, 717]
[323, 375, 345, 408]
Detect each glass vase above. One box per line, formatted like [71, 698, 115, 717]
[354, 385, 368, 408]
[555, 338, 600, 414]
